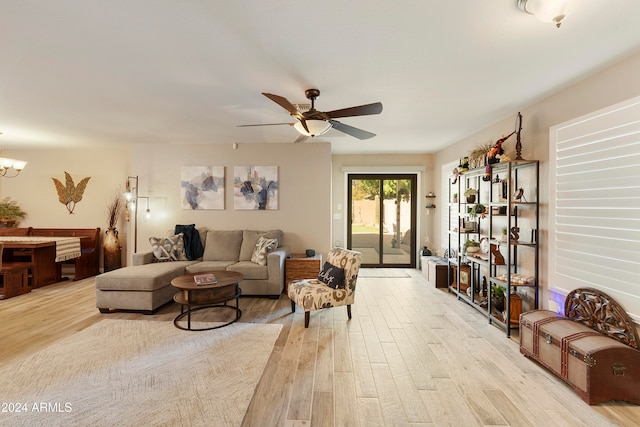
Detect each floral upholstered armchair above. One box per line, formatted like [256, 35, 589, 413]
[288, 247, 362, 328]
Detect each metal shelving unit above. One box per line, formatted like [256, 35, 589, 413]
[447, 160, 539, 337]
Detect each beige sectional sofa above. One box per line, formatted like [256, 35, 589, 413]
[95, 229, 289, 314]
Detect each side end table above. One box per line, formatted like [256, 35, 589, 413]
[285, 253, 322, 292]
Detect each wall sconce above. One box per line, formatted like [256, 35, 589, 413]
[124, 175, 151, 252]
[517, 0, 568, 28]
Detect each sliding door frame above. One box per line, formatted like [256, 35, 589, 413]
[347, 173, 417, 268]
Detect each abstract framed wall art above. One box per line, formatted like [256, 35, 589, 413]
[233, 166, 278, 210]
[181, 166, 225, 210]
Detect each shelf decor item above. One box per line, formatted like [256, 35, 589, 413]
[459, 157, 469, 172]
[464, 239, 480, 254]
[491, 284, 506, 312]
[469, 142, 493, 169]
[510, 226, 520, 242]
[464, 188, 477, 203]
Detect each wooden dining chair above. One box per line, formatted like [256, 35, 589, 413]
[0, 242, 32, 299]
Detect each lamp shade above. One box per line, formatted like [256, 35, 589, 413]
[0, 158, 14, 169]
[519, 0, 567, 27]
[293, 120, 332, 137]
[12, 160, 27, 171]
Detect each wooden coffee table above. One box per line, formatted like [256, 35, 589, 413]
[171, 271, 243, 331]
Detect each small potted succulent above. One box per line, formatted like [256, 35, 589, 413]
[0, 197, 27, 227]
[464, 239, 480, 254]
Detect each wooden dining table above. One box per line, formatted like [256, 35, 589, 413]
[0, 237, 82, 288]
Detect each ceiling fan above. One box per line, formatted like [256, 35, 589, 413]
[239, 89, 383, 143]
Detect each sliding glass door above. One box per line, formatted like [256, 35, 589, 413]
[347, 174, 417, 267]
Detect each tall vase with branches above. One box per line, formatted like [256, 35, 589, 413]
[104, 190, 126, 272]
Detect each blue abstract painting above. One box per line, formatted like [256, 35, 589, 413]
[233, 166, 278, 210]
[181, 166, 225, 210]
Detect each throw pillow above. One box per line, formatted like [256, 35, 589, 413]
[318, 261, 345, 289]
[149, 233, 187, 262]
[251, 236, 278, 266]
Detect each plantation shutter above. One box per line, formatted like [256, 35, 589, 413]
[549, 96, 640, 322]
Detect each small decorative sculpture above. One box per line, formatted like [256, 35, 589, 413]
[488, 131, 515, 164]
[514, 112, 524, 160]
[510, 226, 520, 242]
[459, 157, 469, 171]
[451, 167, 461, 184]
[490, 243, 505, 265]
[52, 171, 91, 214]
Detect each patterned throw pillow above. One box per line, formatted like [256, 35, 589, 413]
[149, 233, 188, 262]
[317, 261, 345, 289]
[250, 236, 278, 266]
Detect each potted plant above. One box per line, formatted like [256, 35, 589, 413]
[467, 206, 477, 220]
[464, 239, 480, 254]
[491, 284, 506, 312]
[501, 226, 508, 242]
[464, 188, 477, 203]
[472, 203, 486, 215]
[452, 193, 458, 203]
[0, 197, 27, 227]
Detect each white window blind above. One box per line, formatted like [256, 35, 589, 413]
[441, 160, 458, 255]
[549, 96, 640, 323]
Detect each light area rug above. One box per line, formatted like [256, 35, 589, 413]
[0, 319, 282, 427]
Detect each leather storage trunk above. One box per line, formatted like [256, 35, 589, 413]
[520, 310, 640, 405]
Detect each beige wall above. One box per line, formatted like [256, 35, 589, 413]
[129, 142, 332, 263]
[0, 147, 130, 228]
[0, 147, 130, 268]
[1, 142, 332, 266]
[432, 51, 640, 311]
[331, 153, 434, 265]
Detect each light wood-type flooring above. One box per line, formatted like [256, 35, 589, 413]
[1, 269, 639, 426]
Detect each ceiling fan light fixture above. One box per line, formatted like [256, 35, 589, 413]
[294, 120, 332, 137]
[517, 0, 567, 28]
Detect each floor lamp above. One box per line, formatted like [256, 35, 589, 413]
[124, 176, 139, 253]
[124, 176, 151, 253]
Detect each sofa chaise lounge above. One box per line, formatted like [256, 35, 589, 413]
[95, 229, 289, 313]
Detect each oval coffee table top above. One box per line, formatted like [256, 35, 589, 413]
[171, 271, 243, 291]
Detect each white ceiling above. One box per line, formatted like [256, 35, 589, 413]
[2, 1, 640, 154]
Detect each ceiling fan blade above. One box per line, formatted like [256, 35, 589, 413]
[298, 119, 310, 134]
[237, 122, 294, 127]
[293, 134, 309, 144]
[324, 102, 383, 119]
[329, 120, 376, 140]
[262, 93, 301, 116]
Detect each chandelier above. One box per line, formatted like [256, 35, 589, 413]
[0, 157, 28, 178]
